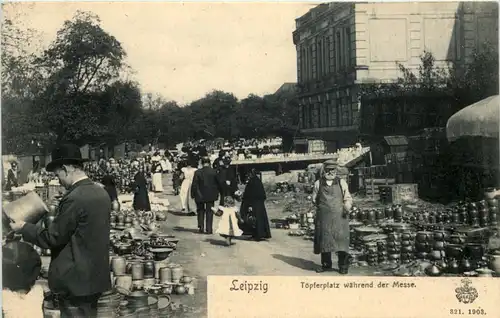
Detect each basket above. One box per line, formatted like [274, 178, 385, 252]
[214, 209, 223, 217]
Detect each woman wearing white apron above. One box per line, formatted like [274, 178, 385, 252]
[179, 160, 197, 215]
[151, 153, 164, 192]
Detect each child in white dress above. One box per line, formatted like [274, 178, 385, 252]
[214, 196, 243, 246]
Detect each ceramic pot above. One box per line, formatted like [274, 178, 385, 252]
[111, 256, 127, 276]
[170, 265, 183, 283]
[416, 231, 431, 243]
[449, 235, 465, 245]
[159, 267, 172, 284]
[488, 254, 500, 274]
[430, 250, 443, 260]
[445, 244, 463, 259]
[116, 213, 125, 224]
[401, 232, 412, 241]
[154, 261, 168, 279]
[433, 241, 445, 250]
[143, 261, 155, 279]
[375, 209, 385, 220]
[401, 240, 412, 247]
[3, 191, 49, 228]
[112, 200, 121, 212]
[115, 274, 133, 291]
[476, 268, 494, 277]
[388, 233, 400, 241]
[132, 280, 144, 290]
[425, 264, 442, 276]
[384, 206, 393, 219]
[393, 205, 403, 219]
[367, 210, 376, 223]
[484, 188, 497, 199]
[448, 259, 461, 274]
[131, 263, 145, 280]
[464, 244, 484, 260]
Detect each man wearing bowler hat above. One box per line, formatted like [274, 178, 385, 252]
[10, 143, 112, 317]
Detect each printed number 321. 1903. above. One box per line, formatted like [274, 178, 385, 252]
[450, 309, 487, 315]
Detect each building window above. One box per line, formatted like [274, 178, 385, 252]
[329, 99, 336, 127]
[345, 27, 351, 68]
[324, 36, 330, 76]
[309, 45, 314, 80]
[336, 97, 341, 127]
[320, 100, 328, 128]
[335, 31, 341, 71]
[317, 40, 323, 78]
[299, 105, 304, 129]
[300, 47, 306, 82]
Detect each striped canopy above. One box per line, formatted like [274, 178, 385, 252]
[446, 95, 500, 142]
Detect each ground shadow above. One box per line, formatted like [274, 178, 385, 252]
[232, 235, 253, 241]
[168, 211, 188, 216]
[204, 238, 229, 247]
[272, 254, 320, 272]
[172, 226, 200, 234]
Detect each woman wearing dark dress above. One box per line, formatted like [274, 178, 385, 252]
[239, 169, 272, 241]
[131, 164, 151, 211]
[101, 174, 118, 203]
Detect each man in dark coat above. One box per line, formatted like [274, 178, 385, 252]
[191, 157, 220, 234]
[216, 157, 238, 206]
[11, 143, 112, 317]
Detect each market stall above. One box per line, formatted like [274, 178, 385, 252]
[445, 95, 500, 199]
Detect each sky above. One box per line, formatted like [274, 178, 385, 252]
[3, 2, 314, 104]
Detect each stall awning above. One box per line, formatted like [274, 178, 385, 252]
[446, 95, 500, 142]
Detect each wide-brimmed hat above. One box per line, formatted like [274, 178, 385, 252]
[2, 241, 42, 292]
[46, 143, 88, 172]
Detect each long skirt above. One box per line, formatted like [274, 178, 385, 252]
[152, 173, 163, 192]
[179, 180, 195, 212]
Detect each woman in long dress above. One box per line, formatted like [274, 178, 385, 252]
[131, 164, 151, 211]
[179, 160, 197, 215]
[312, 160, 353, 274]
[239, 169, 272, 241]
[151, 152, 164, 192]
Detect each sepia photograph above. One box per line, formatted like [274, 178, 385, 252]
[1, 1, 499, 317]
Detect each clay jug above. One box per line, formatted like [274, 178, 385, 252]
[461, 258, 472, 272]
[117, 213, 125, 224]
[488, 254, 500, 274]
[384, 206, 393, 219]
[367, 210, 376, 223]
[131, 263, 144, 280]
[159, 267, 172, 284]
[111, 256, 126, 276]
[170, 265, 183, 283]
[448, 259, 460, 274]
[393, 205, 403, 219]
[143, 260, 155, 279]
[154, 261, 168, 279]
[3, 191, 49, 228]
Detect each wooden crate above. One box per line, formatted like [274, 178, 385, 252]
[379, 183, 419, 204]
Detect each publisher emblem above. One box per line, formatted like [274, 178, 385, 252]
[455, 278, 478, 304]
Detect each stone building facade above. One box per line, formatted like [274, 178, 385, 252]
[293, 2, 498, 152]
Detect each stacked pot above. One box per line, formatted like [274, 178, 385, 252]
[415, 231, 432, 260]
[487, 197, 498, 226]
[400, 232, 414, 264]
[365, 242, 378, 266]
[386, 232, 401, 264]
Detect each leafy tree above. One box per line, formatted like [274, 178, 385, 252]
[33, 11, 128, 144]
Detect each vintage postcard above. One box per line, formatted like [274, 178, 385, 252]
[1, 1, 499, 317]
